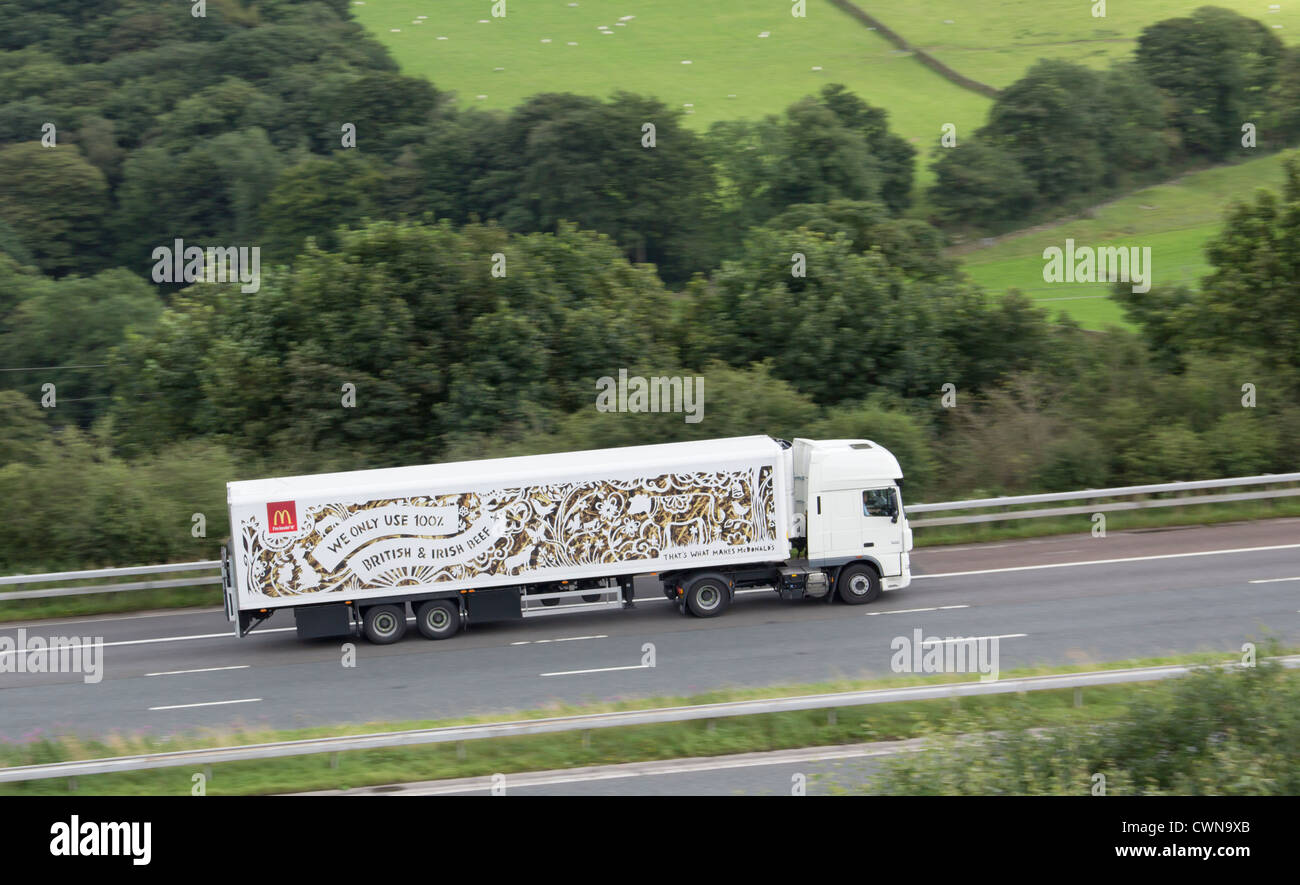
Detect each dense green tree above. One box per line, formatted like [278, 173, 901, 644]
[683, 226, 1048, 404]
[108, 220, 676, 461]
[1115, 159, 1300, 369]
[0, 258, 162, 426]
[928, 140, 1037, 227]
[769, 200, 956, 281]
[980, 60, 1109, 206]
[259, 152, 387, 260]
[0, 143, 109, 275]
[1268, 46, 1300, 145]
[111, 128, 282, 269]
[458, 92, 718, 282]
[773, 98, 879, 210]
[1136, 6, 1283, 159]
[308, 71, 441, 157]
[817, 84, 916, 213]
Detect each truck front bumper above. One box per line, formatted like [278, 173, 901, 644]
[883, 554, 911, 591]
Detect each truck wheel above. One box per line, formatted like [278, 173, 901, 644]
[685, 575, 730, 618]
[416, 600, 460, 640]
[362, 604, 407, 644]
[836, 564, 881, 605]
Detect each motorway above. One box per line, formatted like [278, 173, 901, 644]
[1, 519, 1298, 745]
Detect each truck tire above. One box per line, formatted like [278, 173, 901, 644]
[416, 599, 460, 640]
[362, 604, 407, 644]
[836, 563, 881, 605]
[684, 574, 730, 618]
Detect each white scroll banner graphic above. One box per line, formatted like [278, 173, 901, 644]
[345, 513, 508, 583]
[312, 504, 460, 571]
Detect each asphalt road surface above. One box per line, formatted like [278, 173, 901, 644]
[2, 518, 1298, 742]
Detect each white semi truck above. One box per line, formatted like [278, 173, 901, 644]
[221, 435, 912, 643]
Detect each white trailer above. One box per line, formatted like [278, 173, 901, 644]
[221, 435, 912, 643]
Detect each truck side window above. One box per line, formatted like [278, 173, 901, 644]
[863, 488, 897, 518]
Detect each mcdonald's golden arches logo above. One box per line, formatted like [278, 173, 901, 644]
[266, 500, 298, 533]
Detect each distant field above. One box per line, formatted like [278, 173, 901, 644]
[353, 0, 1299, 314]
[352, 0, 991, 185]
[876, 0, 1300, 88]
[959, 150, 1300, 329]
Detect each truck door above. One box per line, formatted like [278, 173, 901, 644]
[821, 489, 866, 557]
[860, 486, 904, 575]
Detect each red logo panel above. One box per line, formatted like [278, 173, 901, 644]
[266, 501, 298, 533]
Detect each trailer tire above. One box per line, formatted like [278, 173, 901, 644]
[416, 599, 460, 640]
[836, 563, 881, 605]
[684, 574, 730, 618]
[362, 604, 408, 644]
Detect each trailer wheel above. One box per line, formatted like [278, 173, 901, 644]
[684, 575, 730, 618]
[416, 600, 460, 640]
[836, 564, 881, 605]
[362, 604, 407, 644]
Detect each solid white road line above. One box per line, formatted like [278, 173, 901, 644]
[149, 698, 262, 711]
[913, 543, 1300, 579]
[922, 633, 1026, 644]
[0, 627, 295, 659]
[511, 635, 608, 646]
[540, 664, 650, 677]
[145, 665, 250, 677]
[867, 605, 969, 616]
[1248, 576, 1300, 584]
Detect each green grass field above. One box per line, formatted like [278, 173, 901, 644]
[354, 1, 1297, 188]
[874, 0, 1300, 89]
[352, 0, 991, 185]
[958, 149, 1300, 329]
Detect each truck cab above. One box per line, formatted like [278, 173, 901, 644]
[790, 438, 912, 592]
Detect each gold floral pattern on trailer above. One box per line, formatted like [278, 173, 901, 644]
[240, 467, 776, 598]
